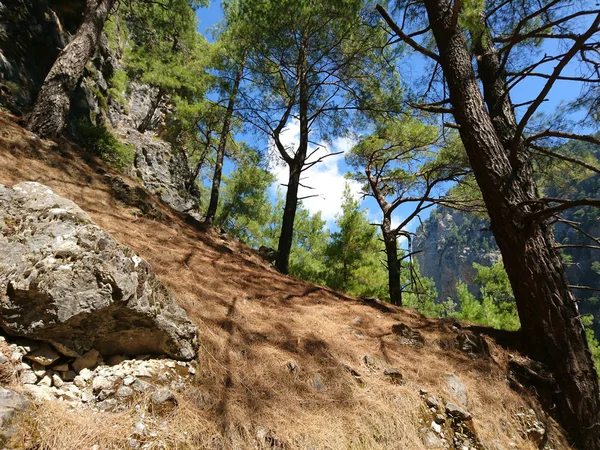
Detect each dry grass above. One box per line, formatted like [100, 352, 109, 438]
[0, 113, 571, 449]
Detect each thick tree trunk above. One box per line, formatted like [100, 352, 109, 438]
[205, 60, 245, 226]
[423, 0, 600, 447]
[382, 216, 402, 306]
[28, 0, 114, 138]
[275, 163, 301, 274]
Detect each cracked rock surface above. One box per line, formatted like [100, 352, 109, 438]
[0, 182, 198, 360]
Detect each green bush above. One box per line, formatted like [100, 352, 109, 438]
[107, 69, 129, 106]
[76, 119, 135, 171]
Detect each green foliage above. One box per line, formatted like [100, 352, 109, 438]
[288, 208, 330, 285]
[124, 0, 210, 95]
[107, 69, 129, 106]
[215, 147, 275, 246]
[226, 0, 402, 142]
[325, 185, 388, 298]
[444, 262, 520, 331]
[582, 315, 600, 377]
[403, 262, 441, 316]
[76, 120, 135, 171]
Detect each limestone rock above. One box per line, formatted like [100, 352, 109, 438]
[132, 379, 156, 394]
[362, 354, 378, 369]
[0, 182, 198, 360]
[92, 376, 113, 393]
[117, 129, 199, 215]
[22, 384, 54, 402]
[116, 386, 134, 398]
[72, 349, 99, 373]
[421, 428, 444, 448]
[52, 373, 64, 388]
[383, 368, 403, 384]
[445, 401, 472, 421]
[414, 208, 500, 302]
[23, 344, 60, 366]
[52, 363, 69, 372]
[20, 370, 37, 384]
[107, 355, 127, 366]
[0, 387, 30, 443]
[391, 323, 425, 347]
[38, 374, 52, 387]
[79, 368, 93, 381]
[151, 388, 177, 413]
[62, 370, 76, 381]
[445, 373, 469, 407]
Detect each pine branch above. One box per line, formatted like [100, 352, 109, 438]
[376, 5, 441, 63]
[528, 143, 600, 175]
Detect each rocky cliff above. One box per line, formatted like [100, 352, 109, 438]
[414, 207, 500, 302]
[415, 176, 600, 335]
[0, 0, 201, 219]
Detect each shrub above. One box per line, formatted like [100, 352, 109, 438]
[76, 119, 135, 171]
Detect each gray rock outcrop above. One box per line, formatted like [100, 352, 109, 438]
[118, 128, 200, 215]
[0, 386, 30, 443]
[414, 208, 500, 303]
[0, 182, 198, 360]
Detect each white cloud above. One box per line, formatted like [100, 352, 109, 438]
[268, 120, 362, 225]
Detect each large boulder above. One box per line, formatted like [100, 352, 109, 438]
[0, 182, 197, 360]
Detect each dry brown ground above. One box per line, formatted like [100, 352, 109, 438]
[0, 113, 570, 449]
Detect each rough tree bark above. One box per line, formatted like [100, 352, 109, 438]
[275, 162, 302, 274]
[28, 0, 115, 138]
[205, 59, 245, 226]
[418, 1, 600, 447]
[382, 215, 402, 306]
[275, 45, 309, 274]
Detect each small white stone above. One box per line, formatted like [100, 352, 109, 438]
[52, 373, 64, 388]
[38, 374, 52, 387]
[165, 361, 176, 369]
[81, 390, 94, 403]
[92, 376, 113, 392]
[431, 421, 442, 434]
[116, 386, 134, 398]
[134, 421, 145, 436]
[188, 366, 196, 375]
[79, 368, 93, 381]
[135, 368, 152, 378]
[20, 370, 38, 384]
[16, 362, 31, 372]
[123, 376, 136, 386]
[73, 376, 87, 388]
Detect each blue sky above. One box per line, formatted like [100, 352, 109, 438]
[194, 3, 592, 241]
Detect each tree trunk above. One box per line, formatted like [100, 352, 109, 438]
[275, 163, 301, 274]
[382, 216, 402, 306]
[28, 0, 115, 138]
[423, 0, 600, 447]
[275, 43, 309, 274]
[205, 59, 245, 226]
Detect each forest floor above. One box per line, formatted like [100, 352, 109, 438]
[0, 112, 570, 449]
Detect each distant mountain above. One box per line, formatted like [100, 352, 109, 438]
[415, 141, 600, 336]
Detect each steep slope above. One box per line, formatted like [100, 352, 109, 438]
[0, 113, 568, 449]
